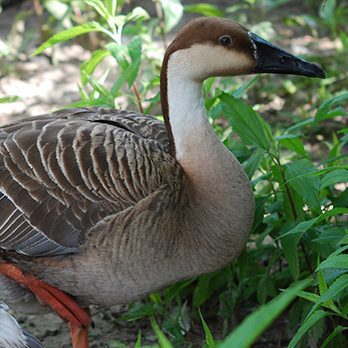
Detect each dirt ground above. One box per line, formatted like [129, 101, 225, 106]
[0, 1, 337, 347]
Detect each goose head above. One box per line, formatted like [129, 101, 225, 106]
[162, 17, 325, 82]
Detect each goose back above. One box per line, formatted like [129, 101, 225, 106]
[0, 107, 182, 258]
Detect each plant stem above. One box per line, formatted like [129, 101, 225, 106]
[132, 83, 144, 113]
[300, 242, 313, 274]
[270, 154, 314, 275]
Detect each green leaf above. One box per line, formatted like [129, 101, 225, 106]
[243, 149, 265, 179]
[81, 49, 110, 86]
[280, 219, 318, 279]
[83, 72, 113, 102]
[298, 290, 320, 304]
[315, 91, 348, 120]
[0, 96, 20, 103]
[321, 326, 348, 348]
[319, 0, 337, 22]
[232, 75, 260, 98]
[150, 317, 174, 348]
[121, 303, 163, 321]
[199, 309, 216, 348]
[307, 274, 348, 320]
[134, 332, 142, 348]
[317, 264, 339, 313]
[284, 159, 320, 211]
[288, 310, 329, 348]
[219, 279, 312, 348]
[125, 7, 150, 22]
[105, 0, 117, 17]
[316, 255, 348, 271]
[127, 36, 142, 87]
[272, 164, 304, 221]
[107, 42, 129, 69]
[160, 0, 184, 32]
[110, 36, 142, 95]
[219, 93, 274, 150]
[184, 3, 224, 17]
[277, 135, 307, 157]
[320, 169, 348, 189]
[33, 22, 108, 56]
[86, 0, 110, 20]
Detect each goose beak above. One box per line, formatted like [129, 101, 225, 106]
[249, 32, 326, 78]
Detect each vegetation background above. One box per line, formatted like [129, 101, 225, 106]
[0, 0, 347, 347]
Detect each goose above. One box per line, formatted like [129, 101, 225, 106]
[0, 17, 324, 348]
[0, 301, 42, 348]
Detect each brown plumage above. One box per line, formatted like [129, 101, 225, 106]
[0, 16, 324, 346]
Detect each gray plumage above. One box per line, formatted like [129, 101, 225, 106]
[0, 301, 42, 348]
[0, 108, 174, 257]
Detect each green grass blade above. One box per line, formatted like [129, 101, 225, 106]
[134, 331, 142, 348]
[150, 317, 174, 348]
[199, 309, 216, 348]
[316, 255, 348, 270]
[288, 310, 329, 348]
[321, 326, 348, 348]
[232, 75, 260, 98]
[81, 49, 110, 86]
[307, 274, 348, 319]
[219, 279, 312, 348]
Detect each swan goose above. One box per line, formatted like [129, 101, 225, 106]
[0, 17, 325, 348]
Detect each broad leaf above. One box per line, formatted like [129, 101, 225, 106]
[280, 219, 318, 279]
[277, 134, 307, 157]
[125, 7, 150, 22]
[33, 22, 109, 55]
[243, 149, 265, 179]
[284, 159, 320, 211]
[220, 93, 274, 150]
[316, 255, 348, 271]
[320, 169, 348, 189]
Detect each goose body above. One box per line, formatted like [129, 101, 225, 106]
[0, 17, 324, 347]
[0, 105, 251, 306]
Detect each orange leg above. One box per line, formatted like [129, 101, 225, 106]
[69, 321, 90, 348]
[0, 262, 92, 348]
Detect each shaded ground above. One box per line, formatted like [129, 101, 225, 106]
[0, 1, 343, 347]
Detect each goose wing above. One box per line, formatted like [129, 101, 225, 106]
[0, 108, 178, 257]
[0, 301, 43, 348]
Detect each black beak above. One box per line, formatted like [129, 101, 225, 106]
[249, 32, 326, 78]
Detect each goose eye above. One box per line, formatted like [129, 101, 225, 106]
[219, 35, 232, 46]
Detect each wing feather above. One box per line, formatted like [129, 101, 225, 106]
[0, 108, 180, 257]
